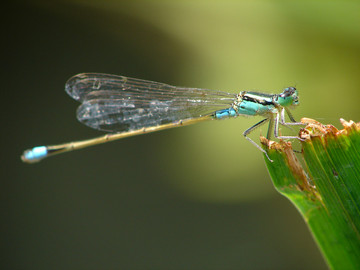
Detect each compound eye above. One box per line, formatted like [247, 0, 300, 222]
[281, 87, 296, 97]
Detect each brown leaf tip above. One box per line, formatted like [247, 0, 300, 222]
[299, 118, 360, 140]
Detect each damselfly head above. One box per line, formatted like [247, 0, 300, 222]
[278, 87, 299, 107]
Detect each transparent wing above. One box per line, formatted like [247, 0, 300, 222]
[65, 73, 236, 132]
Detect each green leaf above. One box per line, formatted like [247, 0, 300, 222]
[262, 118, 360, 270]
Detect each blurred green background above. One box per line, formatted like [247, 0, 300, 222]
[3, 0, 360, 269]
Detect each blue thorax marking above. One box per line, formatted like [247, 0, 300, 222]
[237, 100, 275, 116]
[214, 94, 276, 119]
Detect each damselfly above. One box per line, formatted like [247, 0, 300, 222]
[22, 73, 302, 163]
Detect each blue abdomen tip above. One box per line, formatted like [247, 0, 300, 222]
[23, 146, 48, 162]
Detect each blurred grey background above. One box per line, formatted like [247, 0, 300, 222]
[3, 0, 360, 269]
